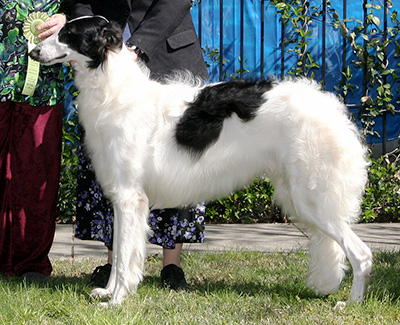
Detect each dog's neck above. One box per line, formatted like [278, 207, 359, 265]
[73, 46, 151, 90]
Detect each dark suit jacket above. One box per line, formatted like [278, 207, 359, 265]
[69, 0, 209, 81]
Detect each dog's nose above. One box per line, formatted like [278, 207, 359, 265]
[28, 47, 41, 61]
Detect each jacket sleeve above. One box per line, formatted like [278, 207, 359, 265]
[127, 0, 194, 57]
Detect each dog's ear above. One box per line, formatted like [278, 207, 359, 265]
[102, 21, 123, 51]
[86, 20, 123, 69]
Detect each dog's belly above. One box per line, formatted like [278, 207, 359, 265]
[146, 117, 282, 208]
[147, 170, 263, 209]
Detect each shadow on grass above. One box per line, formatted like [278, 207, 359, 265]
[0, 272, 93, 296]
[142, 273, 318, 301]
[50, 274, 92, 287]
[144, 251, 400, 303]
[2, 251, 398, 305]
[190, 278, 317, 300]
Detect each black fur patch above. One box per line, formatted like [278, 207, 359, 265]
[59, 17, 123, 69]
[175, 79, 274, 155]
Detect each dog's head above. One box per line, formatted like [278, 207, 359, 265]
[29, 16, 123, 69]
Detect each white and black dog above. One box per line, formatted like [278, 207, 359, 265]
[30, 16, 373, 307]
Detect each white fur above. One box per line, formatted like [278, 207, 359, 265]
[32, 22, 373, 307]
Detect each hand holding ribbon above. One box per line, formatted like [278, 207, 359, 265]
[22, 12, 66, 96]
[37, 13, 67, 40]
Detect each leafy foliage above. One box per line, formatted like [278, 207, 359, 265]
[57, 71, 79, 224]
[362, 149, 400, 222]
[330, 1, 400, 138]
[205, 178, 285, 224]
[271, 0, 321, 78]
[57, 115, 79, 224]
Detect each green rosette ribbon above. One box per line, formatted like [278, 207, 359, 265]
[22, 12, 50, 96]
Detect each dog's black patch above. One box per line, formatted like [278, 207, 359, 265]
[59, 16, 123, 68]
[175, 79, 274, 155]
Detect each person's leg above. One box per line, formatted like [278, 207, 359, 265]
[162, 243, 182, 267]
[148, 207, 205, 290]
[97, 244, 187, 290]
[91, 206, 198, 289]
[0, 102, 13, 275]
[103, 244, 183, 271]
[9, 102, 62, 277]
[161, 243, 187, 290]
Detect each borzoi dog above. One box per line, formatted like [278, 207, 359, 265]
[30, 16, 373, 307]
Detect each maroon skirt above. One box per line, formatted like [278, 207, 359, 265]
[0, 101, 63, 276]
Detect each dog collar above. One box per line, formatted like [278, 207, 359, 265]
[126, 42, 147, 61]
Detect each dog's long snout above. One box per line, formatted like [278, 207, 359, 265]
[28, 45, 42, 62]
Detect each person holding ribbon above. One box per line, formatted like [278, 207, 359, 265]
[0, 1, 67, 281]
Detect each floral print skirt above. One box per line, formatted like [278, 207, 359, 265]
[75, 143, 205, 250]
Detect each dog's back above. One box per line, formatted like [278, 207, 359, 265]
[142, 78, 366, 213]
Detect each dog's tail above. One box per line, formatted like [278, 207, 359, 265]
[306, 226, 347, 295]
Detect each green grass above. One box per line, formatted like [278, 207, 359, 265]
[1, 250, 399, 324]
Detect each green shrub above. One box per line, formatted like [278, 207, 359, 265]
[56, 114, 79, 224]
[362, 149, 400, 223]
[205, 178, 284, 224]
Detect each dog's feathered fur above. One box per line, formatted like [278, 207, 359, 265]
[30, 16, 373, 307]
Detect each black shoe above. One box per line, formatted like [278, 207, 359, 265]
[160, 264, 188, 290]
[90, 263, 111, 288]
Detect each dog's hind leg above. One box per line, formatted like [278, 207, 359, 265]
[274, 179, 371, 305]
[273, 181, 347, 295]
[92, 190, 150, 306]
[306, 226, 347, 296]
[305, 222, 372, 306]
[326, 224, 372, 306]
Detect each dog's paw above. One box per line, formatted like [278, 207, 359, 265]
[90, 288, 112, 300]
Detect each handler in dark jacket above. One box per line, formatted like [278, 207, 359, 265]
[70, 0, 208, 80]
[66, 0, 209, 290]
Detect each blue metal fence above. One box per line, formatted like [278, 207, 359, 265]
[191, 0, 400, 150]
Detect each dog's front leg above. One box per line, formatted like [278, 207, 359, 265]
[90, 206, 120, 301]
[92, 190, 150, 306]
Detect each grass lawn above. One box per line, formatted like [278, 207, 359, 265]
[1, 250, 399, 324]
